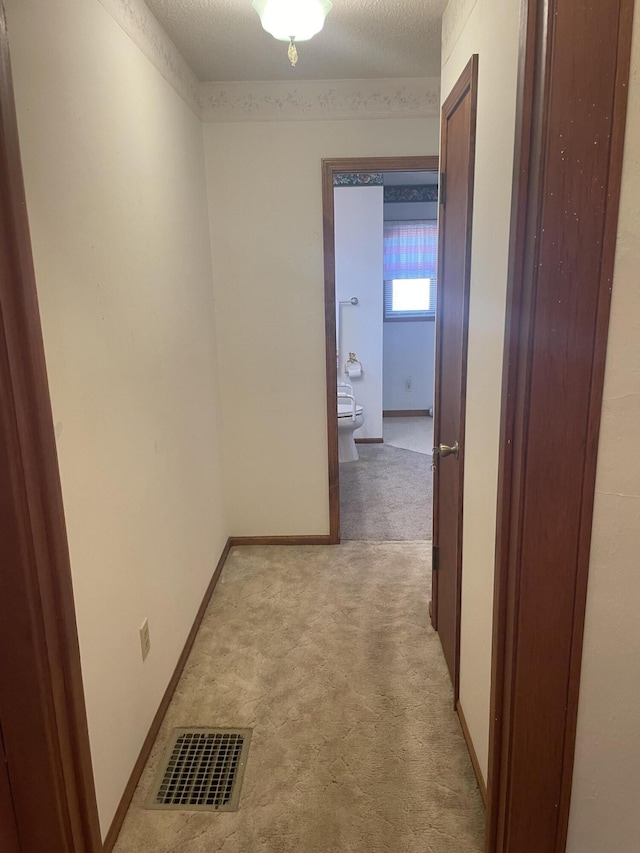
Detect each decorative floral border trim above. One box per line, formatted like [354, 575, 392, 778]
[333, 173, 384, 187]
[384, 185, 439, 203]
[442, 0, 480, 63]
[333, 179, 439, 199]
[199, 77, 441, 123]
[97, 0, 200, 114]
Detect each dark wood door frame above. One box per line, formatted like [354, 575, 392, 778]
[0, 5, 102, 851]
[486, 0, 634, 851]
[0, 723, 20, 853]
[321, 155, 440, 544]
[431, 55, 479, 703]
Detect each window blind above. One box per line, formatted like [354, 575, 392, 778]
[383, 220, 438, 319]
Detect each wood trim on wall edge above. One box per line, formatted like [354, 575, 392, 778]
[383, 409, 431, 417]
[556, 0, 636, 845]
[485, 1, 635, 850]
[102, 537, 233, 852]
[456, 700, 487, 806]
[229, 535, 334, 546]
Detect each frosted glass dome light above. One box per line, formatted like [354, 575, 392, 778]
[252, 0, 333, 65]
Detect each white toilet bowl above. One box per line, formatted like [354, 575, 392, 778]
[338, 400, 365, 463]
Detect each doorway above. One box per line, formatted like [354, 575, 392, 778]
[331, 164, 438, 541]
[322, 155, 438, 544]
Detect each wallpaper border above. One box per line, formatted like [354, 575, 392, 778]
[333, 173, 384, 186]
[199, 77, 441, 123]
[384, 185, 439, 203]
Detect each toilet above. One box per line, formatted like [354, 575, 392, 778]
[337, 384, 365, 463]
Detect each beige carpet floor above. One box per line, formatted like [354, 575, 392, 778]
[340, 445, 432, 540]
[113, 542, 484, 853]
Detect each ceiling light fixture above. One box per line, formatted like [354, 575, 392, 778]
[252, 0, 333, 67]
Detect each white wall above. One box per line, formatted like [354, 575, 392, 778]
[5, 0, 227, 837]
[204, 117, 440, 536]
[335, 186, 384, 438]
[440, 0, 521, 780]
[383, 321, 436, 411]
[566, 13, 640, 851]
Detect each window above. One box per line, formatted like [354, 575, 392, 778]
[383, 220, 437, 321]
[384, 277, 435, 319]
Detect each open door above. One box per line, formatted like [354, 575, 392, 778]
[431, 56, 478, 694]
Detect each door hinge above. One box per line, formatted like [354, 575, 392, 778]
[432, 544, 439, 572]
[439, 172, 446, 206]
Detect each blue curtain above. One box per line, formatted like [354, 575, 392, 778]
[383, 220, 438, 280]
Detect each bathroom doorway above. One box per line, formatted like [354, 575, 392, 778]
[322, 156, 439, 543]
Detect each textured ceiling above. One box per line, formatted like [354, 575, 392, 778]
[144, 0, 447, 82]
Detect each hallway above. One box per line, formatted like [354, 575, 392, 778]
[113, 542, 484, 853]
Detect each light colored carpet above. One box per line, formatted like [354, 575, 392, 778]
[340, 444, 433, 540]
[113, 542, 484, 853]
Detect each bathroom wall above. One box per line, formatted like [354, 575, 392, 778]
[384, 201, 438, 221]
[383, 321, 436, 411]
[204, 115, 441, 536]
[440, 0, 521, 780]
[5, 0, 227, 836]
[566, 10, 640, 850]
[334, 186, 384, 439]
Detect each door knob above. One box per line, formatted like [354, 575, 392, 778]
[436, 441, 459, 459]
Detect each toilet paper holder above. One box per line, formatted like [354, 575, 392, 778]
[345, 352, 363, 377]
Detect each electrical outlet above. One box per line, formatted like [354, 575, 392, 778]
[140, 618, 151, 661]
[405, 377, 413, 391]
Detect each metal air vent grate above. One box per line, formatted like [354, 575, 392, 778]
[147, 728, 252, 812]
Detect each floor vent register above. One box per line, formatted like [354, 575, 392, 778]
[147, 728, 252, 812]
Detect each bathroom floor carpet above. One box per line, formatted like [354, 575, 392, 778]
[112, 542, 484, 853]
[340, 443, 432, 540]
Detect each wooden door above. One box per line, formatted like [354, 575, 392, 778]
[432, 56, 478, 692]
[0, 723, 20, 853]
